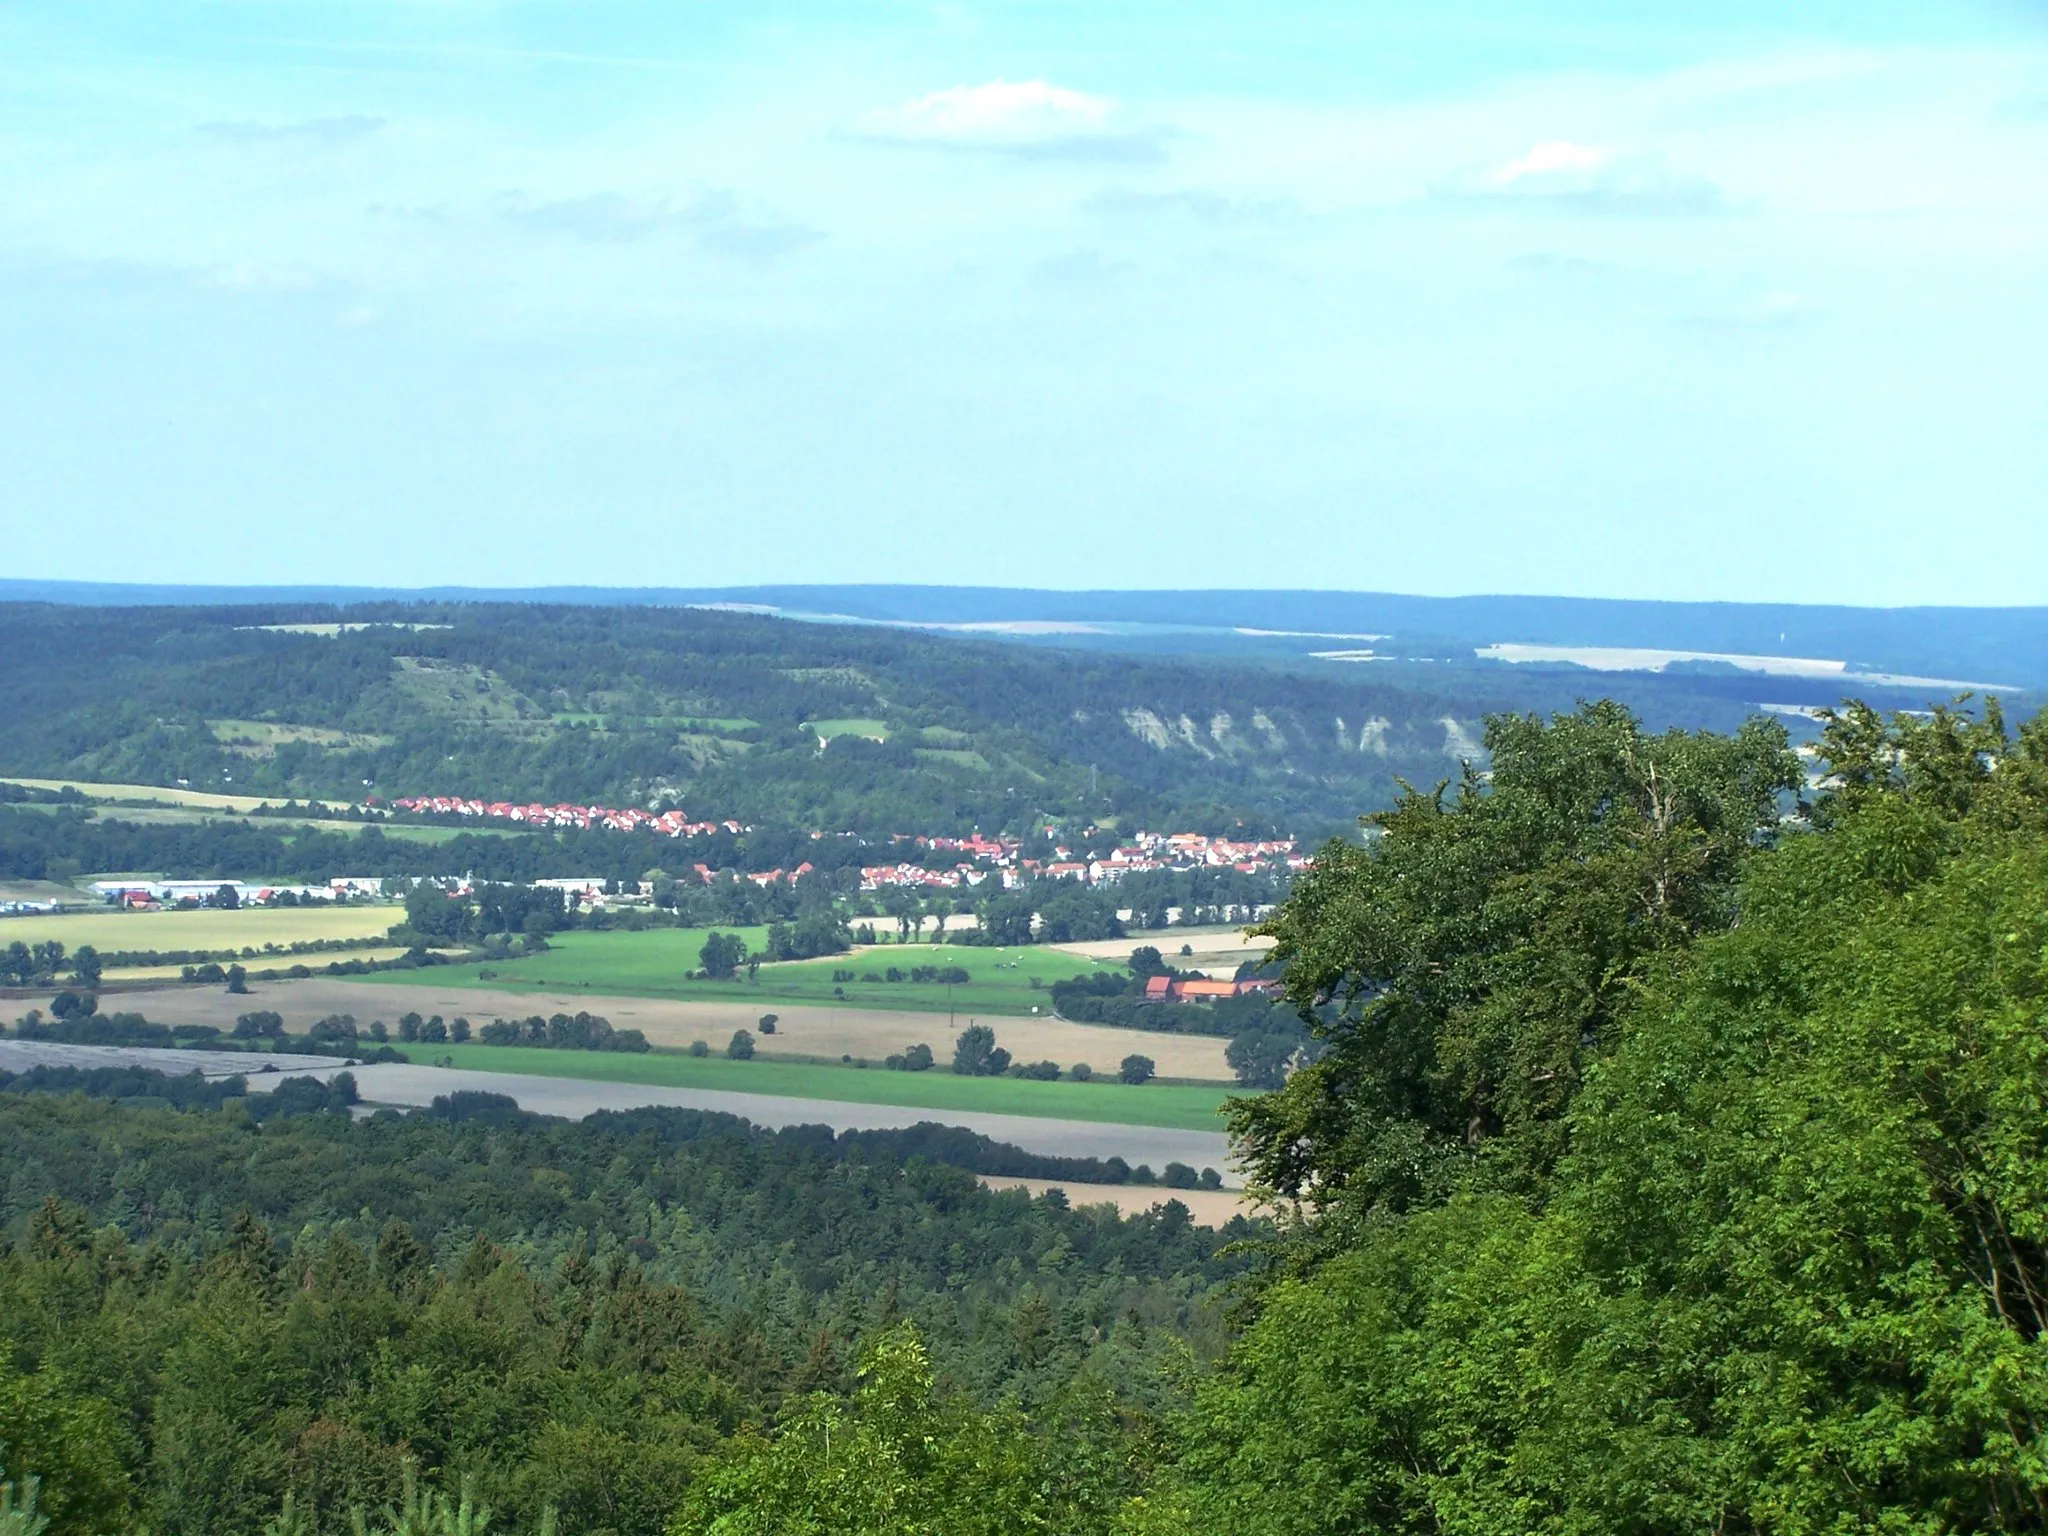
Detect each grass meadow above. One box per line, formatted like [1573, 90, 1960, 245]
[419, 1041, 1233, 1131]
[351, 930, 1107, 1016]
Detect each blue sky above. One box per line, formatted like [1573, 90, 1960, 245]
[2, 1, 2044, 603]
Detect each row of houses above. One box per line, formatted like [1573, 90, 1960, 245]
[389, 797, 1301, 875]
[390, 797, 749, 838]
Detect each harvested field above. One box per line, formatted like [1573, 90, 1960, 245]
[0, 904, 400, 954]
[980, 1177, 1255, 1226]
[1052, 928, 1276, 977]
[0, 776, 275, 812]
[78, 976, 1236, 1081]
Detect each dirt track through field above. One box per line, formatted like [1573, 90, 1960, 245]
[79, 976, 1237, 1081]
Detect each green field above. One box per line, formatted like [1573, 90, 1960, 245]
[420, 1042, 1232, 1131]
[347, 930, 1104, 1015]
[347, 927, 769, 994]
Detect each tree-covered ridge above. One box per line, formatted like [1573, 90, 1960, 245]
[0, 600, 1752, 833]
[0, 1094, 1245, 1536]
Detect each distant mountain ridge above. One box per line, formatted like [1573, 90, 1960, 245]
[6, 579, 2043, 688]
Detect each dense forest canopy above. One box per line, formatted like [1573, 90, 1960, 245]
[9, 695, 2048, 1533]
[0, 1090, 1244, 1536]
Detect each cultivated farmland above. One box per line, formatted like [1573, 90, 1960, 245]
[88, 975, 1237, 1080]
[0, 776, 276, 813]
[0, 904, 400, 954]
[415, 1042, 1233, 1131]
[342, 929, 1104, 1015]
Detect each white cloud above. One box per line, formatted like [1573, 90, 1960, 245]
[1438, 141, 1729, 215]
[1490, 141, 1612, 186]
[856, 79, 1166, 161]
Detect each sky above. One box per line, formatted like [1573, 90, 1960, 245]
[2, 1, 2045, 604]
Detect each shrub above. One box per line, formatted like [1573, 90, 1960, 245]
[1069, 1062, 1093, 1081]
[1119, 1054, 1156, 1085]
[687, 1040, 709, 1057]
[1010, 1060, 1061, 1080]
[726, 1029, 755, 1061]
[1162, 1161, 1199, 1189]
[1199, 1167, 1223, 1189]
[758, 1014, 778, 1034]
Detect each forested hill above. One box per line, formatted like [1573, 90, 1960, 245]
[0, 599, 1767, 834]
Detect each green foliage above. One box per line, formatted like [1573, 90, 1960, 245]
[697, 933, 745, 981]
[349, 1469, 495, 1536]
[0, 1471, 48, 1536]
[0, 1336, 130, 1536]
[0, 1087, 1247, 1536]
[1178, 698, 2048, 1532]
[1236, 702, 1800, 1228]
[950, 1025, 1010, 1077]
[672, 1326, 1162, 1536]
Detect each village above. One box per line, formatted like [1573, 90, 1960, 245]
[389, 795, 1308, 895]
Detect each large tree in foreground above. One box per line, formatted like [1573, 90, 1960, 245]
[1181, 700, 2048, 1534]
[1234, 701, 1800, 1230]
